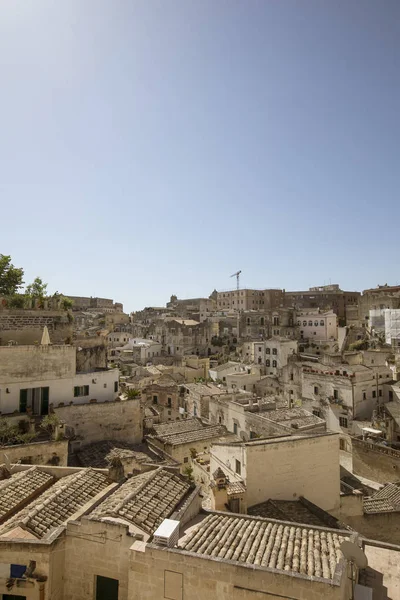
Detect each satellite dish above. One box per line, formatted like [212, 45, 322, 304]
[340, 541, 368, 569]
[3, 453, 11, 472]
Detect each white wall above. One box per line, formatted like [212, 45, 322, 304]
[0, 368, 120, 414]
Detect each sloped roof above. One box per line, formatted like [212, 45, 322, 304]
[211, 362, 242, 373]
[385, 402, 400, 428]
[179, 513, 349, 581]
[227, 481, 246, 495]
[153, 424, 229, 446]
[0, 468, 110, 539]
[76, 440, 163, 469]
[364, 483, 400, 515]
[92, 468, 191, 535]
[0, 467, 54, 524]
[248, 498, 341, 529]
[153, 418, 203, 437]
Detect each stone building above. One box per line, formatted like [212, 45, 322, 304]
[67, 296, 123, 313]
[243, 338, 298, 374]
[341, 482, 400, 545]
[207, 394, 325, 443]
[296, 309, 338, 342]
[152, 318, 216, 357]
[142, 375, 181, 422]
[359, 284, 400, 326]
[0, 344, 119, 417]
[147, 418, 236, 470]
[208, 361, 248, 382]
[217, 288, 284, 312]
[0, 460, 392, 600]
[179, 382, 227, 419]
[0, 464, 200, 600]
[285, 284, 360, 323]
[210, 432, 341, 514]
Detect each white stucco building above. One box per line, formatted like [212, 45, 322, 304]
[0, 345, 119, 416]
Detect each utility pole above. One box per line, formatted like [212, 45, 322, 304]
[230, 270, 242, 342]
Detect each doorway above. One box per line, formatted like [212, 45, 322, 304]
[95, 575, 119, 600]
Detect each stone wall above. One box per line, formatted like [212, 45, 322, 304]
[75, 340, 107, 372]
[64, 519, 134, 600]
[0, 541, 52, 600]
[0, 439, 69, 466]
[344, 512, 400, 546]
[352, 438, 400, 483]
[0, 310, 73, 345]
[54, 398, 142, 446]
[0, 344, 76, 383]
[129, 540, 350, 600]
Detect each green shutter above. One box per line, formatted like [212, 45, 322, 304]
[20, 389, 28, 413]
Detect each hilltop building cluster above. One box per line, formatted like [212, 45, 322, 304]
[1, 281, 400, 599]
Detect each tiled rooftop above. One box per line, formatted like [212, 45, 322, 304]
[248, 499, 340, 529]
[227, 481, 246, 496]
[182, 383, 226, 396]
[154, 424, 229, 446]
[0, 467, 54, 524]
[152, 419, 203, 437]
[179, 513, 349, 580]
[0, 468, 110, 539]
[77, 440, 161, 469]
[364, 483, 400, 515]
[385, 402, 400, 428]
[93, 468, 191, 534]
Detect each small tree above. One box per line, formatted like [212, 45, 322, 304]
[0, 420, 36, 446]
[0, 254, 24, 296]
[25, 277, 48, 299]
[183, 465, 194, 483]
[62, 297, 73, 310]
[126, 388, 141, 399]
[40, 414, 61, 439]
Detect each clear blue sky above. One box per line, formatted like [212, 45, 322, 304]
[1, 1, 399, 312]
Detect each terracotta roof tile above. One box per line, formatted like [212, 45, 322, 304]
[0, 467, 54, 524]
[93, 468, 191, 535]
[153, 424, 229, 446]
[0, 468, 110, 539]
[364, 483, 400, 514]
[179, 513, 349, 580]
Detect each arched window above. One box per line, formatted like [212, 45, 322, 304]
[272, 360, 277, 368]
[320, 320, 324, 326]
[308, 320, 313, 326]
[266, 359, 270, 367]
[266, 348, 271, 354]
[303, 321, 307, 327]
[314, 321, 319, 326]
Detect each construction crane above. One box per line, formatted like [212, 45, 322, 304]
[230, 270, 242, 341]
[230, 270, 242, 292]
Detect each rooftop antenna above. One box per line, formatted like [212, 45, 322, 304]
[340, 541, 368, 600]
[230, 270, 242, 340]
